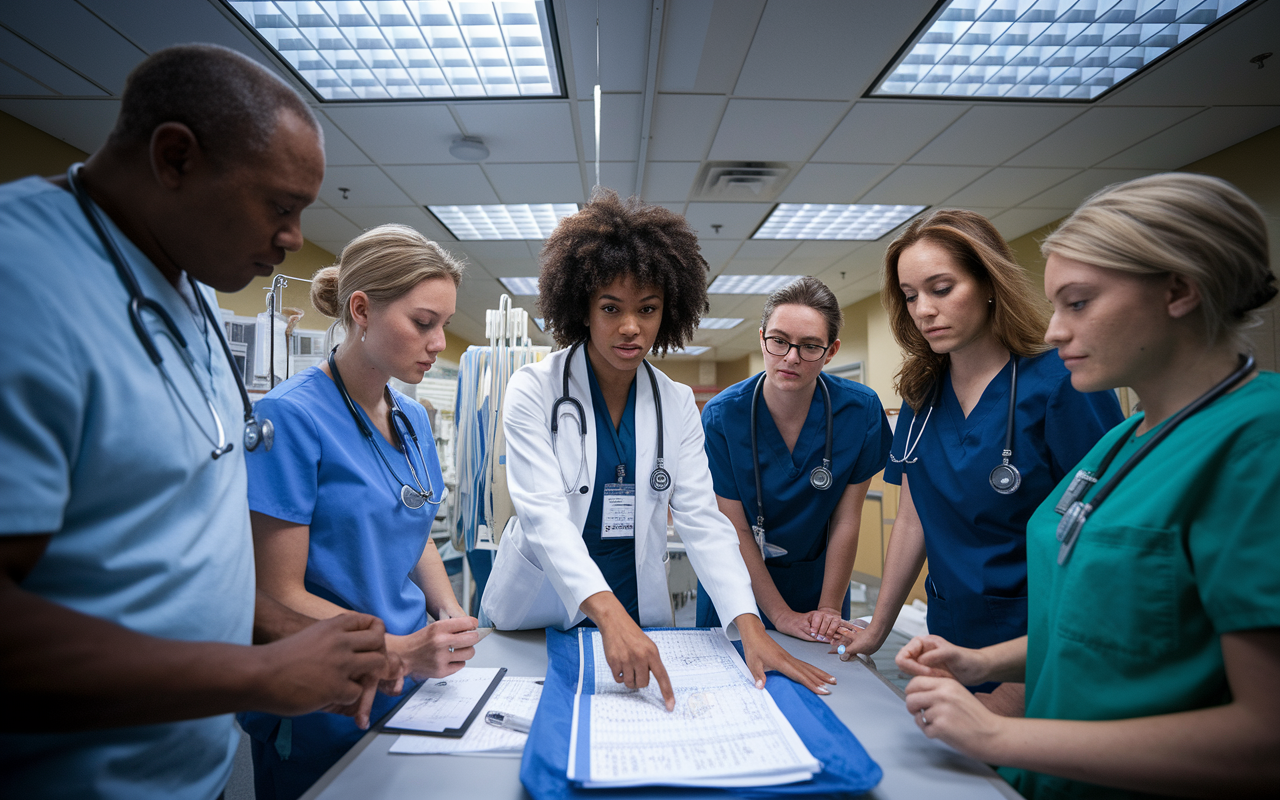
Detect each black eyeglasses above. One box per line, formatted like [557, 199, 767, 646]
[763, 335, 830, 362]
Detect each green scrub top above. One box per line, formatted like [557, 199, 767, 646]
[1002, 371, 1280, 800]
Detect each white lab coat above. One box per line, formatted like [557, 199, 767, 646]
[482, 344, 758, 636]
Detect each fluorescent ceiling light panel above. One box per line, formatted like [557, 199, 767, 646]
[754, 204, 926, 241]
[498, 277, 540, 295]
[666, 346, 710, 356]
[697, 318, 745, 330]
[872, 0, 1253, 101]
[534, 317, 546, 331]
[223, 1, 563, 101]
[708, 275, 804, 295]
[428, 204, 579, 240]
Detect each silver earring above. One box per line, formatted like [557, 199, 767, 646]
[361, 329, 366, 342]
[988, 298, 995, 305]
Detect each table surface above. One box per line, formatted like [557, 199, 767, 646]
[300, 630, 1023, 800]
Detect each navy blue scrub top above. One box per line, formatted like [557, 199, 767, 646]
[884, 350, 1123, 652]
[579, 355, 640, 625]
[698, 372, 893, 628]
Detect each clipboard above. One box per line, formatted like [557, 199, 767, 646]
[383, 667, 507, 738]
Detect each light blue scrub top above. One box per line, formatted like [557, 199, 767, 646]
[239, 366, 444, 773]
[579, 356, 640, 624]
[699, 373, 893, 627]
[0, 177, 255, 800]
[884, 351, 1123, 653]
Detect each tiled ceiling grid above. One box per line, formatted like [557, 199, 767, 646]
[1, 0, 1277, 357]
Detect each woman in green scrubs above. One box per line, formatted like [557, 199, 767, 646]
[893, 173, 1280, 799]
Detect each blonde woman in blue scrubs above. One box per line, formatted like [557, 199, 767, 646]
[898, 174, 1280, 799]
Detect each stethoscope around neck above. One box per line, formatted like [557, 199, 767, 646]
[890, 356, 1022, 495]
[748, 372, 834, 559]
[550, 341, 671, 495]
[66, 164, 272, 460]
[327, 347, 446, 510]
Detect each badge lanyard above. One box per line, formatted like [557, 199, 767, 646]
[599, 392, 636, 540]
[1055, 353, 1255, 565]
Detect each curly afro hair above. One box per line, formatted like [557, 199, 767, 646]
[538, 188, 709, 354]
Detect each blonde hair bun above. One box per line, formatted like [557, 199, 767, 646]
[309, 265, 342, 318]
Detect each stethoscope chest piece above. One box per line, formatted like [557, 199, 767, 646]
[809, 462, 833, 491]
[650, 462, 671, 492]
[401, 484, 428, 509]
[989, 462, 1021, 494]
[245, 417, 274, 453]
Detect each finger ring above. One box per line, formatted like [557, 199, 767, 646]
[920, 712, 928, 725]
[448, 645, 454, 653]
[618, 671, 624, 678]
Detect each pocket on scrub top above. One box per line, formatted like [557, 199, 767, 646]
[483, 531, 563, 630]
[980, 595, 1028, 646]
[1053, 524, 1179, 661]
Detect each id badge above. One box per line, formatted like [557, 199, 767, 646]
[601, 483, 636, 539]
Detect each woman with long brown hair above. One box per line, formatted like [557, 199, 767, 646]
[834, 209, 1121, 703]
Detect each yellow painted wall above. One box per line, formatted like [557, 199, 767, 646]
[0, 111, 87, 183]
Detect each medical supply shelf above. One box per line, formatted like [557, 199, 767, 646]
[299, 629, 1023, 800]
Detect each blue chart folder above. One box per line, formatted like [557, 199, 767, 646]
[520, 628, 883, 800]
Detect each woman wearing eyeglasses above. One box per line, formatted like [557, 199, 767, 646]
[698, 277, 893, 643]
[834, 210, 1122, 702]
[897, 174, 1280, 799]
[238, 225, 479, 800]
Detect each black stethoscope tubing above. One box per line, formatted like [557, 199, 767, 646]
[749, 372, 834, 544]
[67, 164, 271, 459]
[327, 347, 444, 510]
[551, 341, 670, 494]
[1056, 353, 1255, 565]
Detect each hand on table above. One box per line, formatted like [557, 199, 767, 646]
[828, 619, 888, 661]
[737, 615, 836, 695]
[388, 616, 481, 681]
[904, 675, 1007, 758]
[254, 612, 396, 730]
[895, 634, 990, 686]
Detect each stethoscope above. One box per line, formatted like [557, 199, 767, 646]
[550, 341, 671, 495]
[890, 356, 1021, 495]
[1056, 353, 1255, 566]
[67, 164, 272, 460]
[747, 372, 834, 559]
[327, 347, 446, 510]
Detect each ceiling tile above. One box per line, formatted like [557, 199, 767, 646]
[0, 62, 53, 96]
[319, 166, 412, 207]
[0, 26, 105, 96]
[812, 102, 968, 164]
[989, 208, 1073, 242]
[858, 165, 988, 205]
[0, 0, 143, 94]
[453, 102, 578, 163]
[697, 240, 741, 270]
[779, 163, 896, 203]
[322, 106, 460, 165]
[709, 99, 847, 162]
[910, 106, 1082, 166]
[648, 94, 726, 161]
[338, 206, 453, 242]
[1099, 106, 1280, 170]
[578, 93, 642, 161]
[301, 207, 362, 246]
[1007, 107, 1202, 169]
[566, 0, 651, 99]
[484, 163, 585, 203]
[473, 258, 544, 278]
[1022, 168, 1157, 209]
[944, 167, 1080, 209]
[659, 0, 765, 94]
[642, 162, 700, 202]
[392, 164, 500, 206]
[596, 161, 637, 199]
[733, 0, 933, 100]
[316, 116, 370, 166]
[735, 240, 798, 260]
[0, 97, 119, 153]
[683, 202, 773, 241]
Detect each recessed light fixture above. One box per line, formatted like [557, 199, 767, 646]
[428, 204, 579, 240]
[665, 346, 711, 356]
[222, 0, 564, 102]
[753, 204, 926, 241]
[697, 318, 745, 330]
[872, 0, 1255, 100]
[449, 136, 489, 161]
[707, 275, 804, 295]
[498, 277, 540, 295]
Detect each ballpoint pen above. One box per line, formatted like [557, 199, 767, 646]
[485, 710, 532, 734]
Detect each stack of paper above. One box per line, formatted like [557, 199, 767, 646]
[390, 676, 543, 757]
[383, 667, 501, 734]
[566, 629, 821, 788]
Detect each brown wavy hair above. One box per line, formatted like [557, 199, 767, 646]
[538, 188, 709, 354]
[882, 209, 1049, 411]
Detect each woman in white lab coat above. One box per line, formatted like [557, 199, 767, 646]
[483, 190, 834, 705]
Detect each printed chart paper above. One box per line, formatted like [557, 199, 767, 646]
[383, 667, 501, 734]
[566, 629, 820, 788]
[390, 676, 543, 756]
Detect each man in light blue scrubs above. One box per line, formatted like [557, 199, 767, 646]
[0, 45, 397, 800]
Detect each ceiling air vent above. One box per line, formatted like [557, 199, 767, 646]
[694, 162, 793, 201]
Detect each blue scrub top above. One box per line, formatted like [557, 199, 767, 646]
[697, 373, 893, 627]
[579, 355, 640, 624]
[238, 366, 444, 796]
[884, 350, 1123, 651]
